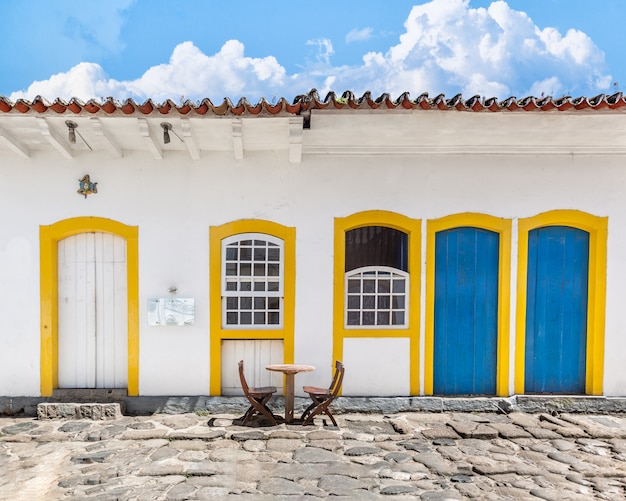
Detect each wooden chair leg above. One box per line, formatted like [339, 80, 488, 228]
[254, 396, 277, 425]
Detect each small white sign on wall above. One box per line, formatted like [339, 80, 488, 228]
[148, 298, 195, 326]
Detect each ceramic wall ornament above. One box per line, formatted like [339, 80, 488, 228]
[77, 175, 97, 198]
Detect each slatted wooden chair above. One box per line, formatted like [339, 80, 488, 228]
[238, 360, 278, 426]
[301, 360, 345, 426]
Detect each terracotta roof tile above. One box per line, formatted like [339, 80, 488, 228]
[1, 89, 626, 116]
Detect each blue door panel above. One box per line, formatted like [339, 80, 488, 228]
[434, 227, 499, 395]
[525, 226, 588, 393]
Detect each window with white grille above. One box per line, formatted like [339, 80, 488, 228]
[344, 226, 409, 328]
[222, 234, 283, 328]
[345, 267, 408, 327]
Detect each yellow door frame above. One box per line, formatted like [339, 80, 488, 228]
[515, 210, 607, 395]
[425, 213, 512, 396]
[40, 217, 139, 396]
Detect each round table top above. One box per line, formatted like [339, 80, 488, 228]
[266, 364, 315, 374]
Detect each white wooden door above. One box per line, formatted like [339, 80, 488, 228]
[58, 232, 128, 388]
[221, 340, 284, 395]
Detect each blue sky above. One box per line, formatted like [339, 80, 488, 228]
[1, 0, 623, 103]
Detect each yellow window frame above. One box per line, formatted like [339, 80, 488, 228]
[333, 210, 421, 395]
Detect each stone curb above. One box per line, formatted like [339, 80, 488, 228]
[3, 394, 626, 417]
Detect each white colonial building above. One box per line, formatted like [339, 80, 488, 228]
[0, 90, 625, 401]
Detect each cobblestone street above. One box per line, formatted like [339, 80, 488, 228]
[2, 410, 626, 500]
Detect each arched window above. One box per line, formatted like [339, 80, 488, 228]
[221, 233, 284, 328]
[344, 226, 408, 328]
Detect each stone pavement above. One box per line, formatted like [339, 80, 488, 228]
[2, 410, 626, 500]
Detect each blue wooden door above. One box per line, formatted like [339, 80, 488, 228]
[525, 226, 589, 393]
[434, 227, 499, 395]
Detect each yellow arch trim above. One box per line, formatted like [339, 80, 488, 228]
[209, 220, 296, 395]
[515, 210, 607, 395]
[425, 213, 512, 396]
[334, 210, 421, 395]
[40, 217, 139, 397]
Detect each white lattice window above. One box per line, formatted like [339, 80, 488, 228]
[222, 234, 283, 329]
[345, 266, 408, 328]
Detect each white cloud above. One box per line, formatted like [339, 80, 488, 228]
[306, 39, 335, 65]
[125, 41, 287, 102]
[10, 63, 128, 102]
[346, 27, 374, 44]
[7, 0, 613, 103]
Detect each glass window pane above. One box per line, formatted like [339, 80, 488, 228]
[347, 295, 360, 309]
[254, 240, 266, 246]
[393, 295, 405, 309]
[240, 263, 251, 276]
[254, 248, 266, 261]
[254, 297, 266, 309]
[240, 281, 252, 291]
[377, 311, 390, 325]
[225, 263, 237, 276]
[226, 312, 238, 324]
[225, 282, 237, 291]
[240, 248, 252, 261]
[226, 297, 237, 309]
[363, 295, 375, 309]
[240, 297, 252, 310]
[363, 280, 376, 293]
[392, 280, 405, 293]
[240, 240, 252, 246]
[377, 295, 390, 309]
[253, 263, 265, 276]
[225, 247, 238, 260]
[267, 248, 280, 261]
[378, 279, 390, 293]
[254, 312, 266, 324]
[268, 312, 280, 324]
[393, 311, 405, 325]
[347, 311, 360, 325]
[268, 297, 280, 310]
[240, 312, 252, 325]
[267, 264, 279, 276]
[254, 282, 265, 291]
[362, 311, 376, 325]
[267, 281, 279, 292]
[347, 279, 361, 293]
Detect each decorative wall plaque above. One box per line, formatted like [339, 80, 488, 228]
[147, 298, 195, 326]
[77, 174, 98, 198]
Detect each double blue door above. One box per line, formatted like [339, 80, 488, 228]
[434, 227, 499, 395]
[525, 226, 589, 393]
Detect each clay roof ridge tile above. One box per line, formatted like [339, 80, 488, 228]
[0, 96, 12, 113]
[393, 91, 414, 109]
[119, 97, 141, 114]
[212, 97, 235, 115]
[414, 92, 431, 109]
[482, 97, 500, 111]
[607, 91, 623, 105]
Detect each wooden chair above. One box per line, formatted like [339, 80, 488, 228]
[238, 360, 278, 426]
[301, 361, 344, 426]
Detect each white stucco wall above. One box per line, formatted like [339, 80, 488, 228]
[1, 115, 625, 397]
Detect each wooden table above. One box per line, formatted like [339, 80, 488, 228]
[265, 364, 315, 423]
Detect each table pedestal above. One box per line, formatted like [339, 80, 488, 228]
[284, 373, 295, 423]
[265, 364, 316, 424]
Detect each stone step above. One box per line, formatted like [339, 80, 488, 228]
[37, 402, 122, 420]
[51, 388, 127, 402]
